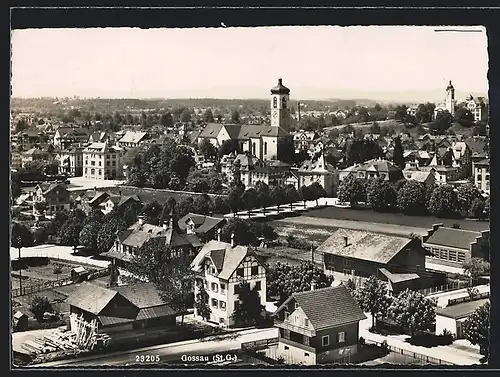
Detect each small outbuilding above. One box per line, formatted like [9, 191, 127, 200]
[435, 297, 489, 339]
[13, 311, 28, 331]
[71, 267, 89, 282]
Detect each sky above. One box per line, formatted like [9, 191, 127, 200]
[11, 26, 489, 102]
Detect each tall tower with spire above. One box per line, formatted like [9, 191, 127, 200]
[270, 78, 291, 132]
[445, 80, 456, 116]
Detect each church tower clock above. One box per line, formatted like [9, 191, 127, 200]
[270, 78, 291, 132]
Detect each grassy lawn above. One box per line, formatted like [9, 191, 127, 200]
[270, 222, 336, 244]
[305, 207, 489, 232]
[362, 351, 434, 366]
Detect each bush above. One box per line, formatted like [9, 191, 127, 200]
[29, 296, 53, 322]
[358, 336, 365, 346]
[452, 223, 461, 229]
[53, 265, 63, 274]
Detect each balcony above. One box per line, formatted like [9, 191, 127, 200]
[274, 319, 316, 338]
[279, 336, 316, 354]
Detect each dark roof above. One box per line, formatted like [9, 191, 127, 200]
[436, 298, 489, 319]
[474, 158, 490, 167]
[115, 282, 166, 308]
[277, 286, 366, 331]
[199, 123, 289, 140]
[137, 305, 176, 320]
[178, 213, 225, 233]
[270, 78, 290, 95]
[424, 227, 483, 250]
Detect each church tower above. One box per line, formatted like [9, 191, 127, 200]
[445, 80, 456, 116]
[270, 78, 291, 132]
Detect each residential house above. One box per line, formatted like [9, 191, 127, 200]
[464, 137, 488, 163]
[318, 228, 445, 294]
[190, 238, 267, 328]
[11, 150, 23, 170]
[53, 127, 90, 149]
[100, 194, 142, 215]
[56, 147, 84, 176]
[294, 154, 338, 197]
[464, 94, 487, 122]
[177, 213, 226, 242]
[76, 190, 110, 214]
[272, 286, 366, 365]
[32, 183, 71, 216]
[88, 131, 113, 145]
[403, 167, 438, 187]
[292, 130, 320, 153]
[406, 106, 418, 117]
[117, 131, 149, 148]
[82, 143, 123, 180]
[339, 159, 402, 182]
[21, 147, 53, 168]
[12, 130, 47, 150]
[422, 224, 490, 267]
[435, 298, 489, 339]
[102, 215, 201, 267]
[473, 158, 490, 195]
[65, 281, 180, 336]
[403, 150, 433, 169]
[418, 164, 458, 184]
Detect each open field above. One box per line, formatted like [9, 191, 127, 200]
[304, 207, 489, 232]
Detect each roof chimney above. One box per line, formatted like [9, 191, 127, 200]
[217, 228, 222, 242]
[311, 281, 316, 291]
[162, 222, 168, 230]
[344, 236, 348, 247]
[138, 215, 144, 225]
[231, 233, 235, 247]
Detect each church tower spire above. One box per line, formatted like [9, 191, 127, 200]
[445, 80, 456, 116]
[270, 78, 291, 132]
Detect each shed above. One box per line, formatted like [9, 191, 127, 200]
[13, 311, 28, 330]
[71, 266, 89, 282]
[435, 298, 489, 339]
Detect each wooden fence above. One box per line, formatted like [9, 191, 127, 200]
[448, 291, 490, 306]
[365, 339, 454, 365]
[241, 337, 279, 351]
[12, 277, 70, 298]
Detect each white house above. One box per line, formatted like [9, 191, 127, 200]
[190, 237, 267, 328]
[435, 298, 489, 339]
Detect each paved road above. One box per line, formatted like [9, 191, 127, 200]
[359, 314, 482, 365]
[10, 245, 110, 268]
[36, 327, 278, 367]
[277, 216, 429, 237]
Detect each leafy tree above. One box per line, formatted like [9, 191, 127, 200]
[394, 105, 408, 121]
[220, 218, 258, 246]
[337, 174, 366, 206]
[33, 226, 49, 245]
[126, 239, 194, 325]
[256, 182, 271, 214]
[469, 198, 485, 219]
[388, 289, 436, 336]
[270, 185, 286, 212]
[231, 109, 241, 124]
[462, 257, 490, 283]
[59, 213, 85, 253]
[11, 222, 34, 259]
[354, 276, 390, 327]
[176, 197, 195, 218]
[194, 281, 211, 321]
[203, 108, 215, 123]
[457, 183, 482, 215]
[284, 185, 300, 210]
[428, 184, 460, 218]
[484, 197, 490, 219]
[227, 187, 243, 216]
[198, 139, 217, 161]
[441, 149, 454, 166]
[366, 180, 397, 212]
[392, 136, 405, 170]
[267, 262, 334, 305]
[232, 281, 264, 327]
[309, 182, 327, 205]
[193, 193, 213, 216]
[96, 211, 127, 253]
[430, 110, 452, 135]
[370, 121, 381, 134]
[454, 107, 474, 127]
[458, 147, 473, 179]
[397, 180, 427, 215]
[180, 109, 192, 123]
[218, 139, 240, 158]
[140, 201, 163, 225]
[241, 188, 259, 214]
[276, 136, 296, 165]
[213, 196, 229, 214]
[30, 296, 53, 322]
[299, 185, 313, 208]
[462, 301, 490, 357]
[160, 112, 174, 127]
[79, 218, 102, 251]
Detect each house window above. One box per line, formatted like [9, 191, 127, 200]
[251, 266, 259, 276]
[295, 302, 299, 309]
[220, 283, 226, 292]
[343, 258, 351, 267]
[264, 142, 268, 155]
[337, 332, 346, 343]
[219, 317, 225, 324]
[212, 298, 218, 308]
[304, 335, 310, 346]
[449, 250, 457, 262]
[322, 335, 330, 346]
[255, 281, 261, 291]
[458, 252, 466, 263]
[237, 268, 244, 278]
[284, 311, 290, 321]
[440, 249, 448, 260]
[283, 330, 290, 339]
[211, 267, 216, 274]
[273, 97, 278, 108]
[304, 352, 309, 357]
[234, 301, 239, 310]
[284, 346, 289, 350]
[220, 301, 226, 311]
[234, 285, 240, 294]
[211, 283, 218, 293]
[304, 318, 309, 327]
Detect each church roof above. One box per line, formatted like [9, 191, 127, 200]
[446, 80, 454, 91]
[270, 78, 290, 95]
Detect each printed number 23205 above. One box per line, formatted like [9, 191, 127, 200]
[135, 355, 160, 363]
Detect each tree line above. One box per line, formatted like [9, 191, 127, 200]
[338, 175, 489, 220]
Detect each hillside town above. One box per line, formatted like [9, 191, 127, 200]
[10, 76, 490, 367]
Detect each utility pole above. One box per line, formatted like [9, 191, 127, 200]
[18, 248, 22, 295]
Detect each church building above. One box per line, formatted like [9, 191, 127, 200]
[434, 80, 457, 119]
[197, 78, 292, 161]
